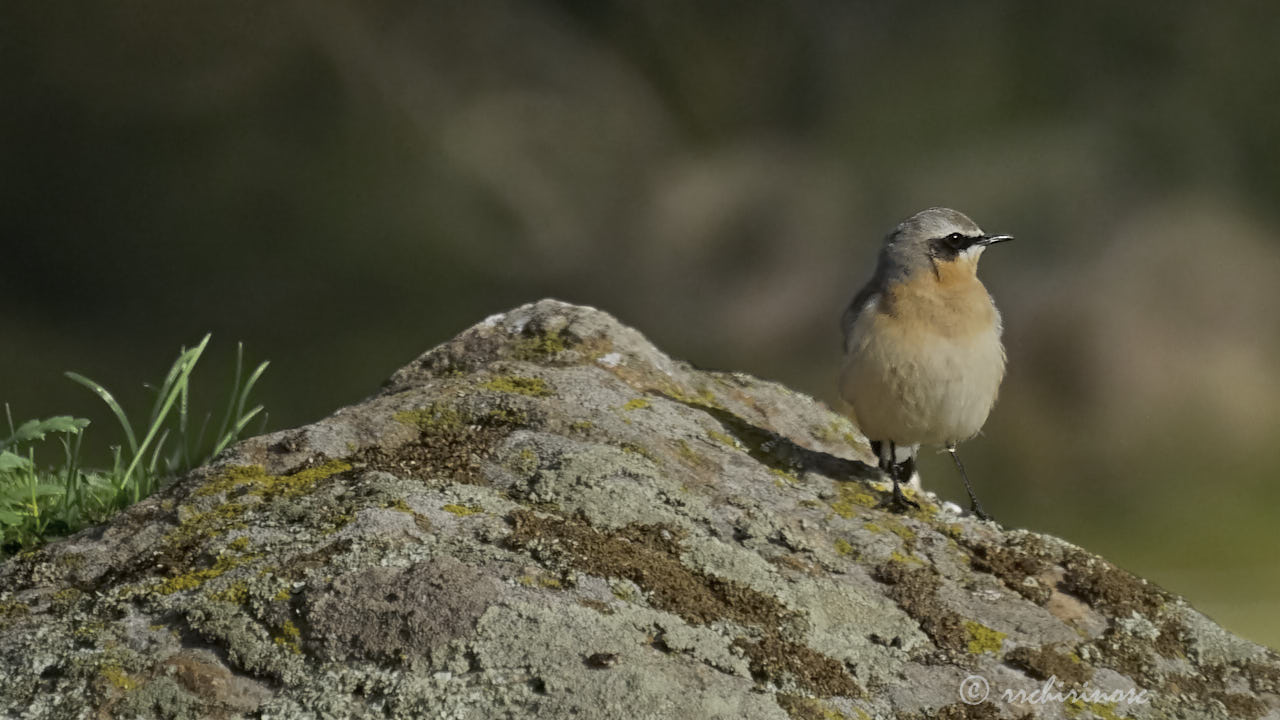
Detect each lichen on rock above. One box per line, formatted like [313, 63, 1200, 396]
[0, 299, 1276, 719]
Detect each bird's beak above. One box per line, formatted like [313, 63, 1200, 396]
[978, 234, 1014, 246]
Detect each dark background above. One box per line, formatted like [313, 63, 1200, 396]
[4, 2, 1278, 647]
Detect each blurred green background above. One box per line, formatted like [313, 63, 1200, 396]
[3, 3, 1278, 647]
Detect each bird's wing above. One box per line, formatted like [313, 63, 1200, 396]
[841, 283, 879, 351]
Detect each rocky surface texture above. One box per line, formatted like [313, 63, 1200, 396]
[1, 299, 1277, 720]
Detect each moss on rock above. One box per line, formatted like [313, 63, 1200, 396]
[482, 375, 553, 397]
[1005, 644, 1093, 684]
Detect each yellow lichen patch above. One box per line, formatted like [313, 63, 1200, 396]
[511, 448, 539, 474]
[673, 439, 700, 463]
[393, 403, 465, 433]
[814, 422, 841, 444]
[195, 460, 352, 500]
[887, 522, 916, 543]
[72, 621, 106, 641]
[194, 465, 268, 498]
[100, 665, 138, 692]
[227, 536, 251, 552]
[52, 588, 82, 610]
[516, 574, 564, 589]
[833, 538, 856, 556]
[964, 620, 1007, 654]
[650, 371, 721, 407]
[485, 408, 529, 425]
[829, 484, 877, 519]
[481, 375, 552, 397]
[889, 550, 923, 566]
[664, 385, 720, 409]
[620, 443, 660, 464]
[384, 498, 413, 513]
[273, 619, 302, 655]
[1065, 699, 1131, 720]
[153, 554, 257, 596]
[775, 694, 851, 719]
[621, 397, 652, 411]
[769, 467, 800, 486]
[273, 587, 292, 602]
[707, 430, 738, 448]
[512, 331, 568, 359]
[814, 420, 868, 453]
[442, 503, 483, 516]
[248, 460, 351, 499]
[147, 502, 253, 578]
[570, 420, 593, 432]
[210, 580, 249, 605]
[875, 516, 917, 546]
[3, 600, 33, 625]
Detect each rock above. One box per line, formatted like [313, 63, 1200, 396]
[1, 299, 1276, 720]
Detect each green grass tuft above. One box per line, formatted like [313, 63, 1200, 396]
[1, 337, 269, 557]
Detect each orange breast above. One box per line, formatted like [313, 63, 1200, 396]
[882, 260, 998, 341]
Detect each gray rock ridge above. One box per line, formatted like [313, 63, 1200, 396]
[0, 298, 1275, 720]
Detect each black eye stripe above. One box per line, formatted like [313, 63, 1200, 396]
[929, 231, 977, 259]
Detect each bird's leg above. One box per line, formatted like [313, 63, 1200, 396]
[946, 445, 991, 521]
[871, 440, 887, 472]
[880, 441, 920, 513]
[891, 454, 921, 512]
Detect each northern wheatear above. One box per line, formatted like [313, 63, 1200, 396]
[839, 207, 1011, 519]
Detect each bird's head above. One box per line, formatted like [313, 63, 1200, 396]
[882, 207, 1012, 280]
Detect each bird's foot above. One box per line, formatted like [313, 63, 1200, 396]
[882, 481, 921, 515]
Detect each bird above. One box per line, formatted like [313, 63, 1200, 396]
[839, 207, 1011, 519]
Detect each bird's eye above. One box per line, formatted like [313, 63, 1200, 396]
[945, 232, 967, 248]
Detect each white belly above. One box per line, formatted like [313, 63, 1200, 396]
[841, 297, 1006, 446]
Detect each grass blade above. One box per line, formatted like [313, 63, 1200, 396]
[214, 342, 246, 452]
[146, 429, 171, 495]
[146, 335, 210, 428]
[65, 372, 139, 459]
[178, 374, 191, 469]
[237, 361, 270, 421]
[212, 405, 263, 458]
[121, 339, 208, 501]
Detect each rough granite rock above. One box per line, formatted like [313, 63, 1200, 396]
[1, 299, 1277, 720]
